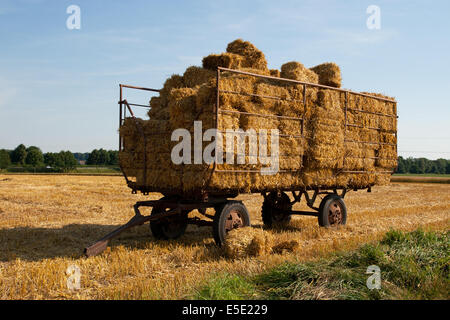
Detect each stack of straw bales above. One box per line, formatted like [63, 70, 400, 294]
[119, 39, 397, 193]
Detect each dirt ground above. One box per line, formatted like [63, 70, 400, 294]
[0, 175, 448, 299]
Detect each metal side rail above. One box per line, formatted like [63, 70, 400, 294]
[84, 200, 182, 257]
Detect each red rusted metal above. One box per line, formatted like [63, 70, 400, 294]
[224, 209, 244, 232]
[328, 199, 344, 225]
[84, 197, 230, 256]
[302, 84, 306, 136]
[118, 85, 159, 191]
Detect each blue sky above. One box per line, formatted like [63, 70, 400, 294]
[0, 0, 449, 159]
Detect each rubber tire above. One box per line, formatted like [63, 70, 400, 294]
[318, 194, 347, 227]
[262, 192, 292, 228]
[150, 197, 189, 240]
[213, 201, 251, 246]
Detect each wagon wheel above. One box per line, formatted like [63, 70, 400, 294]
[262, 191, 292, 228]
[150, 196, 189, 240]
[318, 194, 347, 227]
[213, 201, 251, 246]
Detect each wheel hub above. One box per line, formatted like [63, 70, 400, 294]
[225, 209, 243, 232]
[328, 200, 343, 225]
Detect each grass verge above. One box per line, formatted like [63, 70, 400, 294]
[192, 229, 449, 300]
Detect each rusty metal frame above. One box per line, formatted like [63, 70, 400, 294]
[217, 67, 396, 102]
[84, 196, 229, 257]
[118, 84, 160, 189]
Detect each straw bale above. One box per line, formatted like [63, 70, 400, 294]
[269, 69, 280, 77]
[310, 62, 342, 88]
[149, 96, 162, 110]
[280, 61, 319, 84]
[202, 53, 243, 70]
[223, 227, 273, 259]
[226, 39, 268, 71]
[159, 74, 185, 106]
[304, 89, 345, 170]
[168, 87, 198, 130]
[162, 74, 185, 92]
[182, 66, 216, 88]
[148, 96, 169, 120]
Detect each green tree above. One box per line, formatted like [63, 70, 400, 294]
[25, 146, 44, 168]
[97, 148, 110, 165]
[396, 156, 406, 173]
[409, 160, 419, 174]
[107, 150, 118, 165]
[435, 159, 447, 174]
[417, 158, 427, 174]
[60, 151, 77, 172]
[44, 152, 61, 168]
[73, 152, 90, 162]
[0, 149, 11, 169]
[11, 144, 27, 165]
[87, 149, 99, 165]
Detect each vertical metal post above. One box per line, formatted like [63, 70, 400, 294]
[214, 68, 220, 167]
[344, 91, 348, 136]
[302, 84, 306, 136]
[119, 84, 123, 151]
[394, 101, 398, 159]
[343, 91, 348, 169]
[216, 68, 220, 130]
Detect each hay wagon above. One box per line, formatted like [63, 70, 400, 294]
[85, 67, 398, 257]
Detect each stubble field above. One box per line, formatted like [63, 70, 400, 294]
[0, 174, 449, 299]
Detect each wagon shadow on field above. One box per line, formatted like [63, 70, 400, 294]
[0, 223, 217, 262]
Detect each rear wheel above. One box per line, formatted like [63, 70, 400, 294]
[213, 201, 251, 246]
[150, 196, 189, 239]
[262, 192, 292, 228]
[318, 194, 347, 227]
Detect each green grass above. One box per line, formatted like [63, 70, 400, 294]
[192, 229, 449, 300]
[194, 274, 257, 300]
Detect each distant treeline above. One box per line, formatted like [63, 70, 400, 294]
[397, 156, 450, 174]
[0, 144, 119, 172]
[1, 144, 449, 174]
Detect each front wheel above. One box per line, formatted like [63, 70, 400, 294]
[318, 194, 347, 227]
[261, 191, 292, 228]
[150, 197, 189, 239]
[213, 201, 251, 246]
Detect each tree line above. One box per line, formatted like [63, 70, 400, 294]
[0, 144, 119, 171]
[396, 156, 450, 174]
[1, 144, 449, 174]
